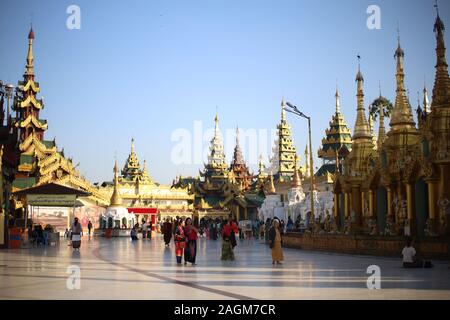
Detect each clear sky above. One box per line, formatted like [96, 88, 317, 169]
[0, 0, 448, 185]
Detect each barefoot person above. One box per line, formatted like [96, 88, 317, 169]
[71, 217, 82, 251]
[174, 219, 186, 264]
[221, 219, 238, 261]
[184, 218, 198, 265]
[269, 219, 284, 265]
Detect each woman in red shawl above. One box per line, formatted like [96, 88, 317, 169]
[184, 218, 199, 265]
[173, 219, 185, 265]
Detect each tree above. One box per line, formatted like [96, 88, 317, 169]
[369, 96, 394, 121]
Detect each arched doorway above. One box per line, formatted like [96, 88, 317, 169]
[376, 187, 387, 233]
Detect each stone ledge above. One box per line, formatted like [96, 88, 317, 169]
[282, 232, 450, 260]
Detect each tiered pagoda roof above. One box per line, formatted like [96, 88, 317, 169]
[267, 98, 297, 181]
[317, 88, 353, 177]
[120, 139, 153, 184]
[11, 27, 108, 205]
[229, 127, 252, 190]
[200, 114, 229, 180]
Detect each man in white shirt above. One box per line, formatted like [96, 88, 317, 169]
[402, 238, 423, 268]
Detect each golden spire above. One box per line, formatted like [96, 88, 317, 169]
[110, 159, 123, 206]
[281, 97, 287, 122]
[431, 4, 450, 108]
[292, 154, 302, 188]
[25, 25, 35, 77]
[377, 101, 386, 150]
[304, 145, 310, 178]
[268, 172, 276, 194]
[353, 58, 372, 142]
[335, 85, 341, 115]
[131, 138, 135, 154]
[389, 29, 416, 131]
[423, 84, 431, 113]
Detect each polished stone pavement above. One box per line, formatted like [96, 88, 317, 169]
[0, 234, 449, 300]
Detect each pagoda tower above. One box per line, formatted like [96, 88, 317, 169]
[121, 138, 142, 182]
[202, 113, 228, 180]
[277, 98, 297, 180]
[110, 160, 123, 206]
[425, 8, 450, 235]
[11, 27, 108, 205]
[337, 61, 375, 230]
[140, 159, 153, 184]
[229, 126, 252, 190]
[317, 88, 353, 176]
[379, 33, 420, 234]
[13, 27, 48, 143]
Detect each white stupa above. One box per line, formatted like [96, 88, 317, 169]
[101, 160, 135, 229]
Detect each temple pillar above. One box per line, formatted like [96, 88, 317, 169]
[344, 192, 350, 218]
[334, 193, 339, 218]
[438, 164, 450, 235]
[426, 180, 438, 236]
[406, 183, 416, 236]
[361, 191, 366, 217]
[351, 187, 361, 226]
[369, 189, 374, 217]
[387, 187, 393, 217]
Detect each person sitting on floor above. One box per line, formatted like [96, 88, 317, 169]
[402, 238, 433, 268]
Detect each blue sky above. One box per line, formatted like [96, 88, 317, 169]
[0, 0, 448, 184]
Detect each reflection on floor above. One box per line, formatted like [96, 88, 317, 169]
[0, 234, 449, 300]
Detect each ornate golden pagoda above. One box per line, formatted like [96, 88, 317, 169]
[421, 10, 450, 235]
[334, 10, 450, 238]
[110, 160, 122, 206]
[229, 126, 252, 190]
[333, 61, 376, 232]
[277, 98, 297, 179]
[376, 33, 421, 235]
[100, 139, 193, 220]
[11, 27, 108, 207]
[317, 88, 353, 177]
[201, 113, 229, 180]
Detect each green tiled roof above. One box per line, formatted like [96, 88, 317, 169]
[13, 177, 37, 190]
[42, 140, 56, 148]
[315, 164, 336, 177]
[20, 154, 34, 165]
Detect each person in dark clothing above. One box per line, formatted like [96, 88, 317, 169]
[130, 224, 139, 241]
[87, 221, 93, 236]
[184, 218, 198, 265]
[162, 219, 173, 247]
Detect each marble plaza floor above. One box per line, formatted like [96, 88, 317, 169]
[0, 234, 449, 300]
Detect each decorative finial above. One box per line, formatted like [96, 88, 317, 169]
[356, 54, 364, 82]
[378, 81, 382, 97]
[435, 0, 439, 16]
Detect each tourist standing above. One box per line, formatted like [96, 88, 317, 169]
[88, 220, 93, 237]
[71, 217, 83, 251]
[148, 220, 153, 239]
[269, 219, 284, 265]
[162, 219, 173, 247]
[184, 218, 198, 265]
[221, 219, 238, 261]
[174, 219, 185, 264]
